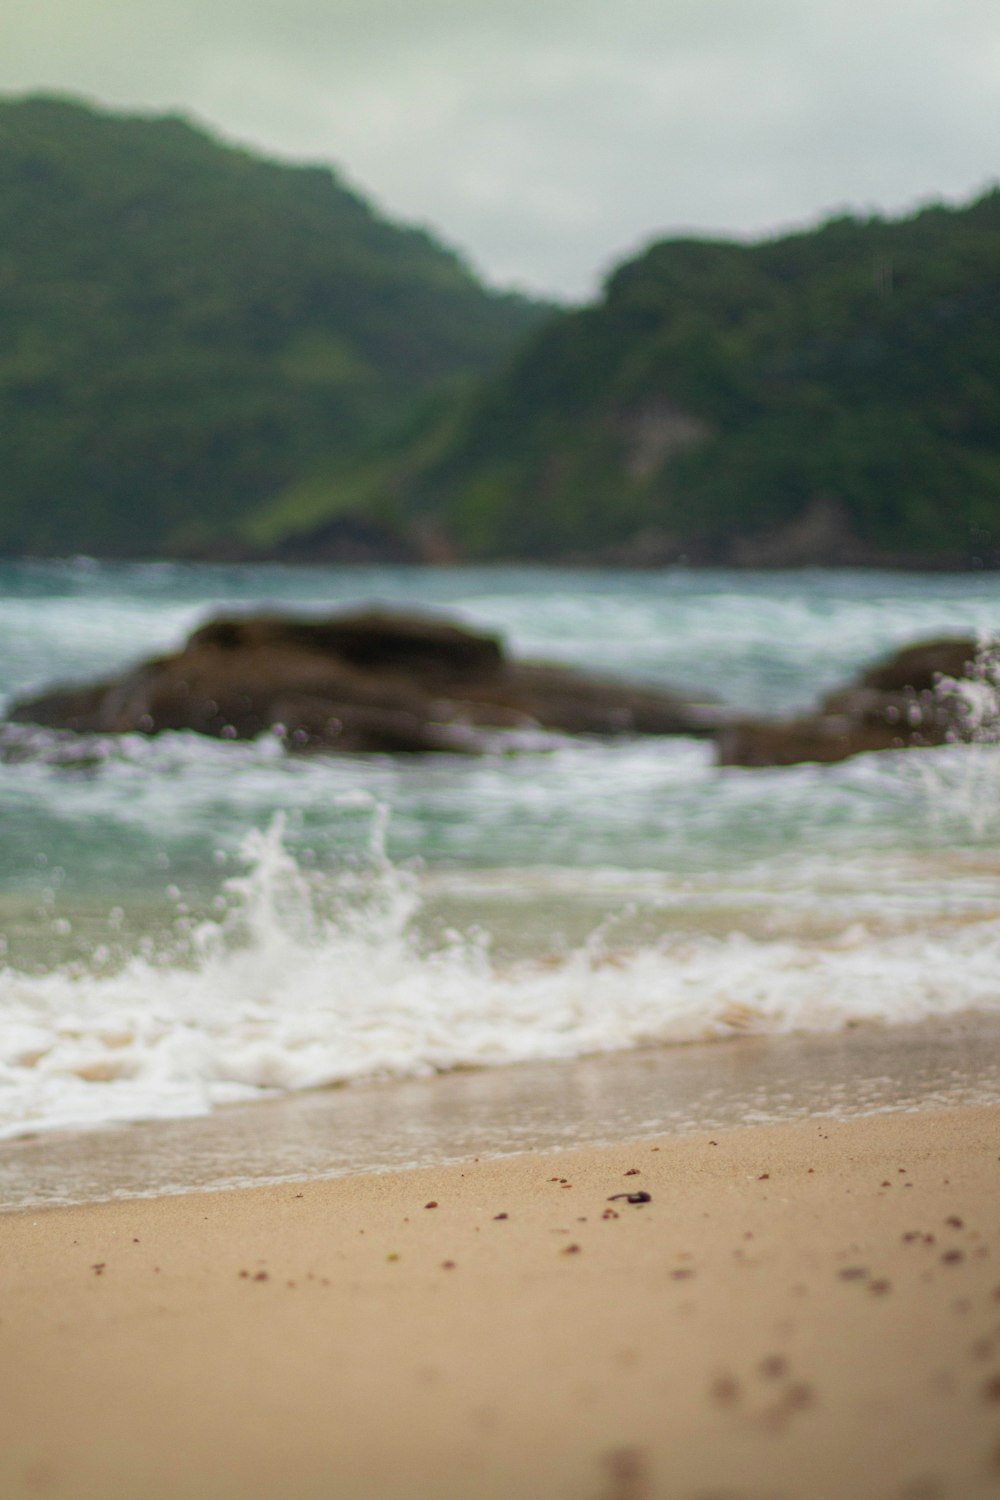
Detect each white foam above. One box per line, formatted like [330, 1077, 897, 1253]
[2, 813, 999, 1141]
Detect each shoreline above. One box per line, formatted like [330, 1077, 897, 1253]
[4, 1010, 1000, 1212]
[2, 1104, 999, 1498]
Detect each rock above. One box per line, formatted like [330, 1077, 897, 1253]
[188, 610, 504, 677]
[9, 607, 718, 753]
[716, 715, 925, 768]
[716, 636, 980, 768]
[848, 637, 977, 696]
[727, 495, 867, 569]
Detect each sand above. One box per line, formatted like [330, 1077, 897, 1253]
[2, 1104, 999, 1499]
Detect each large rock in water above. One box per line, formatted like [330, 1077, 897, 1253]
[9, 608, 719, 753]
[716, 637, 981, 767]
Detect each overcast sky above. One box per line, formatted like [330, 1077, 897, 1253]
[4, 0, 999, 299]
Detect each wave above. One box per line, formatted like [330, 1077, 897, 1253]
[2, 809, 999, 1141]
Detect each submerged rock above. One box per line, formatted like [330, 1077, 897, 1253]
[716, 637, 981, 767]
[9, 607, 719, 754]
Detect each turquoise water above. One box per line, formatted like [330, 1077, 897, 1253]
[0, 560, 998, 1139]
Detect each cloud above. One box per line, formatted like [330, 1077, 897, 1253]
[3, 0, 998, 297]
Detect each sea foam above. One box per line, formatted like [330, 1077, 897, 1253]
[2, 808, 999, 1141]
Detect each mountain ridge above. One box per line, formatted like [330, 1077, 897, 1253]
[376, 189, 1000, 569]
[0, 93, 547, 557]
[2, 93, 997, 568]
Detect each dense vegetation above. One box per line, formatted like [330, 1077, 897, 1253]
[2, 94, 997, 566]
[0, 95, 544, 556]
[393, 191, 1000, 566]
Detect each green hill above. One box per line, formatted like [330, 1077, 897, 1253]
[3, 95, 997, 568]
[0, 94, 546, 557]
[386, 191, 1000, 567]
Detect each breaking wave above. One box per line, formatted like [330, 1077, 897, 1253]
[2, 807, 999, 1141]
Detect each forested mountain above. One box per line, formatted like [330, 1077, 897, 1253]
[388, 190, 1000, 567]
[0, 95, 545, 556]
[2, 94, 997, 567]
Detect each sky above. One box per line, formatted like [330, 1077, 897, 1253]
[4, 0, 999, 300]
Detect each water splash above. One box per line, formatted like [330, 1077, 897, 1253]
[2, 807, 1000, 1140]
[939, 633, 1000, 744]
[909, 634, 1000, 840]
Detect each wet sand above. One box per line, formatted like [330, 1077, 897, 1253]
[2, 1104, 1000, 1499]
[4, 1011, 1000, 1211]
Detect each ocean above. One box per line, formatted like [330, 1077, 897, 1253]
[1, 560, 999, 1168]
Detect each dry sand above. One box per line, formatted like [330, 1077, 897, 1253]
[2, 1104, 999, 1499]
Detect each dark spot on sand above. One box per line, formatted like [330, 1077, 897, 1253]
[671, 1267, 694, 1280]
[441, 1260, 456, 1270]
[602, 1209, 619, 1220]
[945, 1216, 964, 1229]
[132, 1238, 139, 1243]
[941, 1250, 964, 1265]
[838, 1267, 867, 1281]
[758, 1172, 770, 1180]
[710, 1374, 741, 1404]
[881, 1181, 892, 1187]
[602, 1444, 648, 1495]
[903, 1231, 920, 1243]
[253, 1271, 269, 1282]
[493, 1213, 508, 1220]
[608, 1191, 652, 1205]
[784, 1382, 815, 1410]
[870, 1279, 892, 1295]
[424, 1201, 438, 1209]
[625, 1169, 640, 1177]
[562, 1244, 581, 1256]
[709, 1140, 718, 1147]
[91, 1263, 105, 1275]
[759, 1355, 788, 1379]
[981, 1375, 1000, 1404]
[238, 1270, 249, 1278]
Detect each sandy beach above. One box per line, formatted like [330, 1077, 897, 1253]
[2, 1102, 999, 1499]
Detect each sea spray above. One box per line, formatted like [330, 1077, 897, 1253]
[906, 633, 1000, 839]
[2, 806, 1000, 1141]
